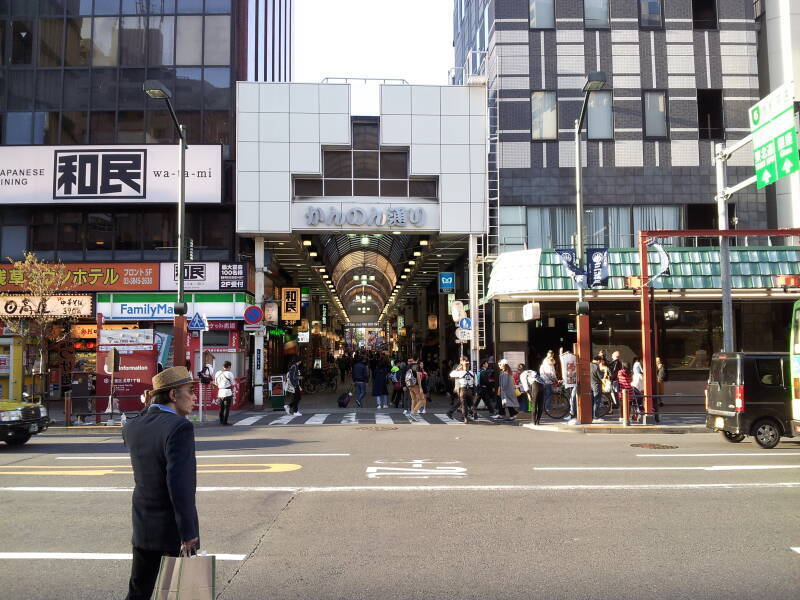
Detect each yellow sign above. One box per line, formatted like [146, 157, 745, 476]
[71, 323, 139, 339]
[282, 287, 300, 321]
[0, 463, 302, 476]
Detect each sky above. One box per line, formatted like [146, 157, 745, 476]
[293, 0, 455, 114]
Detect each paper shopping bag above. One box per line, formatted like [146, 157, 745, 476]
[152, 553, 216, 600]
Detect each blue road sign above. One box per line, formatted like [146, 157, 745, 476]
[439, 272, 455, 294]
[459, 317, 472, 330]
[187, 312, 206, 331]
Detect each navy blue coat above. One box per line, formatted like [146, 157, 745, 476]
[372, 366, 389, 396]
[122, 405, 199, 552]
[352, 361, 369, 382]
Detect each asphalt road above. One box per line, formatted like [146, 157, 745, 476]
[0, 422, 798, 599]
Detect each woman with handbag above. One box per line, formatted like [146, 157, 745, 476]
[494, 361, 519, 421]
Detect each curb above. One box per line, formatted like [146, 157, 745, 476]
[522, 423, 711, 435]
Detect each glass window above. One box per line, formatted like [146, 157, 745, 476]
[147, 15, 174, 65]
[755, 359, 784, 387]
[203, 67, 230, 109]
[203, 15, 229, 65]
[409, 179, 436, 198]
[174, 67, 202, 108]
[176, 109, 201, 144]
[89, 111, 116, 143]
[40, 0, 68, 16]
[58, 212, 84, 256]
[553, 206, 576, 247]
[94, 0, 121, 15]
[175, 15, 202, 64]
[203, 110, 229, 146]
[60, 110, 88, 143]
[8, 69, 34, 109]
[500, 225, 526, 250]
[500, 206, 526, 225]
[640, 0, 663, 28]
[587, 90, 613, 140]
[121, 0, 148, 14]
[584, 207, 605, 246]
[4, 112, 33, 143]
[692, 0, 717, 30]
[353, 152, 379, 178]
[643, 91, 667, 138]
[33, 111, 59, 143]
[86, 212, 113, 256]
[63, 70, 90, 108]
[380, 152, 408, 179]
[323, 151, 351, 178]
[117, 109, 145, 142]
[142, 211, 174, 256]
[0, 70, 4, 112]
[66, 0, 94, 15]
[92, 69, 117, 109]
[118, 67, 147, 107]
[120, 15, 147, 65]
[93, 17, 120, 66]
[65, 18, 91, 66]
[177, 0, 202, 12]
[0, 20, 5, 66]
[146, 109, 174, 142]
[294, 178, 322, 196]
[324, 180, 351, 196]
[205, 0, 231, 14]
[531, 91, 557, 140]
[698, 89, 724, 140]
[633, 205, 681, 244]
[1, 225, 27, 261]
[584, 0, 609, 28]
[31, 213, 56, 251]
[527, 206, 551, 249]
[114, 213, 141, 257]
[39, 18, 64, 66]
[608, 206, 631, 247]
[144, 0, 176, 13]
[35, 70, 61, 109]
[201, 210, 230, 250]
[10, 20, 33, 64]
[354, 180, 379, 196]
[353, 122, 379, 150]
[380, 180, 407, 197]
[529, 0, 554, 29]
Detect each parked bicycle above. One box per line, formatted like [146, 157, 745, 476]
[303, 368, 338, 394]
[544, 385, 571, 419]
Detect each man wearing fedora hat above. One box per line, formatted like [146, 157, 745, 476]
[123, 366, 200, 600]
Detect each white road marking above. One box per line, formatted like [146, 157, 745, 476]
[791, 547, 800, 555]
[534, 465, 800, 472]
[3, 483, 799, 493]
[340, 412, 357, 424]
[434, 413, 464, 424]
[233, 416, 264, 426]
[375, 413, 394, 425]
[304, 414, 329, 425]
[269, 414, 297, 425]
[408, 414, 430, 424]
[366, 466, 467, 478]
[56, 453, 349, 460]
[0, 552, 246, 561]
[637, 453, 800, 458]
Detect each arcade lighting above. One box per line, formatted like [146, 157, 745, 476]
[361, 236, 370, 245]
[309, 251, 318, 257]
[302, 237, 312, 246]
[408, 260, 415, 265]
[413, 250, 422, 256]
[419, 237, 429, 246]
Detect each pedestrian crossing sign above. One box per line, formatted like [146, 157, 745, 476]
[188, 312, 206, 331]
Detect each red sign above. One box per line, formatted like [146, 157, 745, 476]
[209, 321, 238, 331]
[0, 262, 160, 292]
[96, 344, 157, 412]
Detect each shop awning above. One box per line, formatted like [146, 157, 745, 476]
[485, 249, 542, 302]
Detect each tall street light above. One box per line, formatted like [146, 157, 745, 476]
[143, 79, 189, 368]
[574, 71, 606, 424]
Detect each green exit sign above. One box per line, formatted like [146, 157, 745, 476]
[749, 82, 799, 189]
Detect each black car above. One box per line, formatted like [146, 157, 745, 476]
[705, 352, 793, 449]
[0, 400, 50, 446]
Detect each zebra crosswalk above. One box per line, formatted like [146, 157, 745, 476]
[231, 412, 511, 427]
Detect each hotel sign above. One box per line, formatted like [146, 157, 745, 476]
[0, 145, 222, 204]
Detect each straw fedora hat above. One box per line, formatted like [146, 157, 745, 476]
[151, 366, 195, 394]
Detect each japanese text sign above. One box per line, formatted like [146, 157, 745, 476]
[282, 288, 300, 321]
[749, 82, 798, 188]
[0, 262, 159, 292]
[0, 295, 93, 317]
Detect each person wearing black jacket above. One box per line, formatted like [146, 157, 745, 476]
[123, 366, 199, 600]
[352, 355, 369, 408]
[477, 361, 497, 416]
[607, 350, 622, 409]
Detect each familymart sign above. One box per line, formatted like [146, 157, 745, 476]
[749, 82, 799, 189]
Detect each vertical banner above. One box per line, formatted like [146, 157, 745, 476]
[586, 247, 610, 288]
[554, 248, 587, 289]
[282, 288, 300, 322]
[646, 239, 671, 284]
[320, 303, 329, 326]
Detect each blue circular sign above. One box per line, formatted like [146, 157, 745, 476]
[459, 317, 472, 330]
[243, 305, 263, 324]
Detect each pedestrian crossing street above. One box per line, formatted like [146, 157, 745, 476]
[232, 412, 516, 427]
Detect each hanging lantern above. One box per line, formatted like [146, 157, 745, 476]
[427, 314, 438, 330]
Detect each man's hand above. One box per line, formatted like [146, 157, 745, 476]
[181, 537, 199, 553]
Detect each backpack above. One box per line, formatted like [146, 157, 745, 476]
[405, 369, 417, 387]
[197, 366, 212, 385]
[285, 367, 296, 394]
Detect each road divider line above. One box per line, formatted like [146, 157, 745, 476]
[0, 552, 246, 561]
[56, 453, 349, 459]
[305, 414, 329, 425]
[534, 465, 800, 471]
[2, 482, 799, 493]
[340, 412, 357, 424]
[375, 413, 394, 425]
[269, 414, 298, 425]
[434, 413, 464, 425]
[233, 416, 264, 426]
[636, 453, 800, 458]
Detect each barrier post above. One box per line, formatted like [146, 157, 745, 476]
[621, 389, 630, 426]
[64, 391, 72, 427]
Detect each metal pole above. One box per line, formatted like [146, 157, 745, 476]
[177, 124, 187, 309]
[715, 143, 735, 352]
[253, 237, 265, 407]
[468, 234, 479, 372]
[574, 119, 585, 305]
[199, 326, 204, 423]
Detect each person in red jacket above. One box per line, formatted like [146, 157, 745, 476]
[617, 362, 640, 421]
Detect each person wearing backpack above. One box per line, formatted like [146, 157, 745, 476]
[448, 356, 476, 422]
[213, 361, 235, 425]
[284, 358, 303, 416]
[405, 360, 423, 416]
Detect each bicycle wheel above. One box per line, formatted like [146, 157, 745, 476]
[595, 394, 612, 418]
[304, 381, 317, 394]
[325, 379, 337, 393]
[544, 390, 570, 419]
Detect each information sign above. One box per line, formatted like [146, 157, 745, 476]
[749, 82, 798, 188]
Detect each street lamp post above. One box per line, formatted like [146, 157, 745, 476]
[574, 72, 606, 424]
[143, 80, 189, 368]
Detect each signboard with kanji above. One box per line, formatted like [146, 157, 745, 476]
[281, 288, 301, 321]
[0, 295, 93, 317]
[0, 262, 159, 292]
[749, 82, 798, 189]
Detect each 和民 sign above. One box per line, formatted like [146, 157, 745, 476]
[282, 288, 300, 321]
